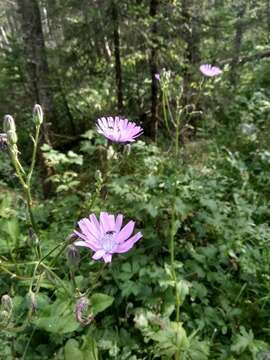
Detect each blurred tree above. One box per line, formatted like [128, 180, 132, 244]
[111, 0, 123, 112]
[16, 0, 57, 143]
[149, 0, 159, 140]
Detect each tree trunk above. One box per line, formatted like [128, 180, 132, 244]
[230, 3, 246, 86]
[16, 0, 56, 196]
[267, 0, 270, 34]
[111, 0, 123, 113]
[149, 0, 159, 141]
[181, 0, 201, 138]
[16, 0, 57, 142]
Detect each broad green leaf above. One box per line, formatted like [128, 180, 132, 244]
[32, 298, 79, 334]
[90, 293, 114, 316]
[64, 339, 83, 360]
[81, 334, 99, 360]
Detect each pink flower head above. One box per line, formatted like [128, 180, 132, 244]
[199, 64, 222, 77]
[96, 116, 143, 143]
[74, 212, 142, 263]
[154, 73, 160, 81]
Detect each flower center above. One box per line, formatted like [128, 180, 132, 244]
[102, 231, 116, 252]
[107, 125, 120, 134]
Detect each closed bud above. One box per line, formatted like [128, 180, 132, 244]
[1, 294, 12, 312]
[0, 310, 9, 324]
[27, 291, 37, 312]
[66, 244, 80, 267]
[7, 129, 18, 145]
[33, 104, 43, 125]
[65, 233, 78, 243]
[3, 115, 16, 133]
[75, 297, 93, 325]
[124, 144, 131, 155]
[95, 170, 102, 181]
[28, 227, 39, 245]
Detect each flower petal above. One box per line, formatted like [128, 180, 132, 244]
[74, 230, 100, 251]
[116, 220, 135, 243]
[89, 214, 102, 236]
[74, 240, 93, 248]
[103, 253, 112, 263]
[115, 214, 123, 233]
[115, 232, 142, 253]
[92, 249, 106, 260]
[78, 218, 93, 237]
[100, 212, 111, 232]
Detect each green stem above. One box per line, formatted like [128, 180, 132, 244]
[27, 125, 40, 185]
[0, 263, 33, 280]
[27, 125, 41, 258]
[8, 141, 41, 259]
[49, 241, 69, 268]
[170, 208, 181, 360]
[164, 90, 176, 127]
[70, 269, 77, 290]
[162, 88, 170, 134]
[175, 125, 179, 156]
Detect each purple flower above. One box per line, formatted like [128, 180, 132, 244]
[74, 212, 142, 263]
[199, 64, 222, 77]
[0, 133, 7, 150]
[154, 73, 160, 81]
[96, 116, 143, 143]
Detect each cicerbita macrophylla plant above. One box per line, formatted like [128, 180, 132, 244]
[96, 116, 143, 143]
[199, 64, 222, 77]
[74, 212, 142, 263]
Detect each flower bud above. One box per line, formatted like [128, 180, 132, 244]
[33, 104, 43, 125]
[0, 310, 9, 324]
[28, 227, 39, 245]
[27, 291, 37, 312]
[66, 244, 80, 267]
[75, 297, 93, 325]
[65, 233, 78, 243]
[95, 170, 102, 182]
[3, 115, 16, 133]
[1, 294, 12, 312]
[123, 144, 131, 155]
[7, 129, 18, 145]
